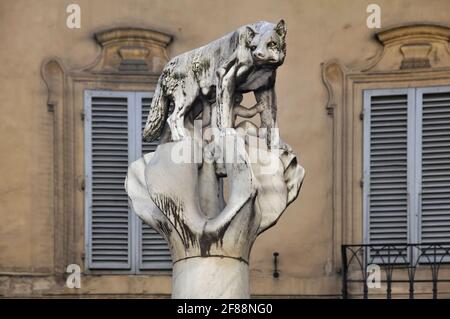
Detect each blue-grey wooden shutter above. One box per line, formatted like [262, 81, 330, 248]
[85, 91, 133, 270]
[363, 89, 414, 262]
[417, 87, 450, 248]
[137, 94, 172, 270]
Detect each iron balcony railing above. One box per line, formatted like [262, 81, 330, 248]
[342, 243, 450, 299]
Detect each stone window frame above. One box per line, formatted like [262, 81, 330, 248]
[322, 23, 450, 271]
[41, 27, 172, 275]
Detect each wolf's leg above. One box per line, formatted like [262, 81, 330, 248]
[167, 111, 180, 141]
[216, 54, 239, 129]
[217, 63, 238, 129]
[168, 87, 199, 141]
[167, 92, 182, 141]
[254, 86, 277, 149]
[216, 59, 253, 129]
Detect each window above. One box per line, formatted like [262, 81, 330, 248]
[84, 90, 172, 272]
[364, 87, 450, 260]
[322, 23, 450, 270]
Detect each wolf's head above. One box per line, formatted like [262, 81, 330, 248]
[246, 20, 287, 67]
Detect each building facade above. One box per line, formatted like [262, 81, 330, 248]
[1, 0, 450, 298]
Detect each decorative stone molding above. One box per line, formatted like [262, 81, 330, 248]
[41, 58, 70, 274]
[366, 23, 450, 72]
[399, 43, 432, 69]
[322, 23, 450, 272]
[41, 27, 172, 274]
[87, 27, 172, 74]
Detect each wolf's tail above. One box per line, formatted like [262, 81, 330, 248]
[143, 80, 168, 142]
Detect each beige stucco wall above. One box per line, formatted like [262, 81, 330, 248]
[1, 0, 450, 297]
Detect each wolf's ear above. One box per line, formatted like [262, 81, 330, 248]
[244, 26, 257, 46]
[246, 26, 257, 40]
[275, 19, 287, 39]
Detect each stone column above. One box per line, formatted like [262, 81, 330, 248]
[172, 257, 250, 299]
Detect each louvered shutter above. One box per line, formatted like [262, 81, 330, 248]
[137, 94, 172, 270]
[364, 90, 413, 262]
[418, 88, 450, 249]
[85, 91, 172, 272]
[85, 92, 132, 269]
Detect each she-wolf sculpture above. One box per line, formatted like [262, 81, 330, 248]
[143, 20, 287, 147]
[126, 20, 304, 299]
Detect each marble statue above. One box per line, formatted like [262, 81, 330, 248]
[143, 20, 287, 148]
[126, 20, 304, 299]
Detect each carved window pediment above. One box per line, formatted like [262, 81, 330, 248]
[336, 23, 450, 74]
[371, 23, 450, 71]
[85, 27, 172, 74]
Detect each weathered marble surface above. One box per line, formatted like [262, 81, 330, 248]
[125, 20, 304, 298]
[172, 257, 250, 299]
[143, 20, 287, 149]
[126, 134, 304, 298]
